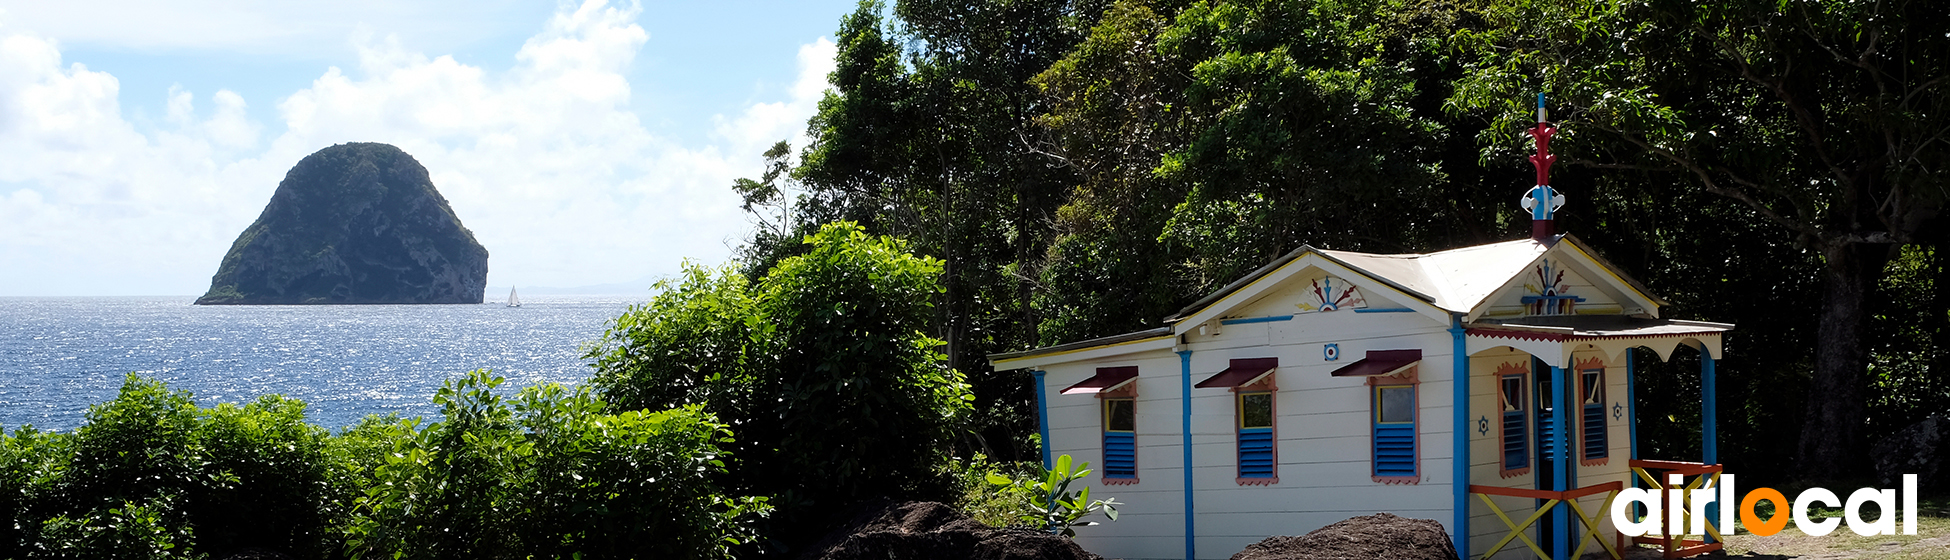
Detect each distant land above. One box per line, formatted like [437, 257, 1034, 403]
[197, 143, 490, 305]
[486, 276, 658, 297]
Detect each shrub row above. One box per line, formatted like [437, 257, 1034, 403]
[0, 371, 764, 560]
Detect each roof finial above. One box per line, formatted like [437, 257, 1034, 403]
[1520, 93, 1563, 242]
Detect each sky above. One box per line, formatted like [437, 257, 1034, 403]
[0, 0, 862, 296]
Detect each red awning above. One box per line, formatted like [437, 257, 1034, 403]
[1195, 357, 1279, 388]
[1061, 366, 1140, 395]
[1330, 349, 1423, 377]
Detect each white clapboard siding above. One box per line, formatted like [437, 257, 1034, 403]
[1015, 242, 1700, 559]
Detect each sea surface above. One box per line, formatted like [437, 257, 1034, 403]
[0, 295, 646, 432]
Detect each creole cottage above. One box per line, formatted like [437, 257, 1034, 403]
[989, 103, 1732, 560]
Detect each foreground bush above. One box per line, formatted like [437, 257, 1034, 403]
[587, 222, 973, 545]
[0, 376, 339, 559]
[345, 369, 764, 560]
[0, 372, 765, 560]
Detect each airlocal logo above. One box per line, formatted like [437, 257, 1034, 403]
[1610, 474, 1919, 537]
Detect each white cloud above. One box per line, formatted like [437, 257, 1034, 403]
[0, 0, 533, 57]
[713, 38, 837, 158]
[0, 0, 837, 295]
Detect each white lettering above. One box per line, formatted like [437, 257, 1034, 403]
[1795, 488, 1841, 536]
[1689, 486, 1716, 535]
[1845, 487, 1896, 536]
[1906, 474, 1918, 535]
[1612, 487, 1663, 537]
[1719, 474, 1736, 532]
[1668, 474, 1685, 535]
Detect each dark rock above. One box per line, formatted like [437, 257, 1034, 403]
[196, 143, 488, 305]
[1229, 513, 1460, 560]
[1872, 416, 1946, 492]
[801, 501, 1099, 560]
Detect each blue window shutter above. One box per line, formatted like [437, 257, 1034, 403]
[1104, 432, 1136, 478]
[1583, 403, 1607, 459]
[1502, 410, 1528, 469]
[1238, 428, 1275, 478]
[1374, 423, 1416, 477]
[1537, 412, 1557, 458]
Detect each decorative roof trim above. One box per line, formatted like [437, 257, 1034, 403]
[1164, 246, 1437, 324]
[988, 327, 1173, 365]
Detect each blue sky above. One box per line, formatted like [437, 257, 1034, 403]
[0, 0, 862, 296]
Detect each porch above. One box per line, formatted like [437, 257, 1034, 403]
[1458, 316, 1731, 560]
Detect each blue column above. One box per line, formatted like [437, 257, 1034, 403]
[1701, 348, 1717, 464]
[1179, 349, 1196, 560]
[1552, 364, 1570, 560]
[1033, 370, 1052, 470]
[1449, 320, 1470, 555]
[1627, 351, 1638, 461]
[1702, 348, 1719, 544]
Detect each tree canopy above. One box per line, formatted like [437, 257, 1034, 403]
[730, 0, 1950, 484]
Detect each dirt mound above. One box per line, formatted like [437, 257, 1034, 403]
[1230, 513, 1460, 560]
[801, 501, 1099, 560]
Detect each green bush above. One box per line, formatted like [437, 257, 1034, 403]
[985, 454, 1120, 538]
[588, 222, 974, 540]
[345, 369, 765, 560]
[0, 375, 341, 559]
[950, 455, 1041, 528]
[0, 426, 70, 558]
[191, 395, 341, 558]
[3, 372, 765, 560]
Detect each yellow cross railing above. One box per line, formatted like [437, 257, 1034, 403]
[1627, 460, 1725, 559]
[1470, 481, 1622, 560]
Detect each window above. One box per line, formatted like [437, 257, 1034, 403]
[1103, 397, 1136, 480]
[1500, 371, 1530, 476]
[1237, 391, 1275, 481]
[1373, 384, 1417, 481]
[1067, 366, 1139, 484]
[1195, 357, 1279, 485]
[1580, 367, 1608, 464]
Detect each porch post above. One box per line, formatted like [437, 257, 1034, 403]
[1552, 364, 1570, 560]
[1627, 351, 1637, 460]
[1033, 370, 1052, 470]
[1449, 320, 1469, 555]
[1701, 348, 1717, 464]
[1702, 347, 1719, 544]
[1179, 349, 1196, 560]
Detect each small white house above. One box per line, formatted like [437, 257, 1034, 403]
[990, 112, 1732, 560]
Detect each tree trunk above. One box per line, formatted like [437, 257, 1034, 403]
[1796, 241, 1893, 477]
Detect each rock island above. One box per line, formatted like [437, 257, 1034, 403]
[196, 143, 489, 305]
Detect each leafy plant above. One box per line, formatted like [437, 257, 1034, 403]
[951, 455, 1040, 528]
[587, 222, 973, 547]
[986, 454, 1119, 537]
[344, 369, 765, 560]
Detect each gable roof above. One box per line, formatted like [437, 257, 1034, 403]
[994, 233, 1671, 367]
[1163, 233, 1665, 322]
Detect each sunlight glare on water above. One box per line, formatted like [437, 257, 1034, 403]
[0, 296, 643, 432]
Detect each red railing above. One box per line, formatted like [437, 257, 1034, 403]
[1625, 460, 1725, 559]
[1469, 481, 1623, 559]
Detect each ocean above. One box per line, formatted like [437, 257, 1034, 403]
[0, 295, 645, 432]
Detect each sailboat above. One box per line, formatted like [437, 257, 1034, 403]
[507, 287, 521, 307]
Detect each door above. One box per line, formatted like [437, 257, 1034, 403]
[1532, 358, 1576, 553]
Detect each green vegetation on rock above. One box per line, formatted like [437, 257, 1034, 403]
[196, 142, 489, 305]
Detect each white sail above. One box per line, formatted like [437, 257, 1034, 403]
[508, 287, 521, 307]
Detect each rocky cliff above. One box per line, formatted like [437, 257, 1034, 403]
[196, 143, 489, 305]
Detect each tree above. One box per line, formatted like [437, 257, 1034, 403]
[1452, 0, 1950, 475]
[1027, 0, 1510, 343]
[749, 0, 1109, 462]
[587, 222, 972, 545]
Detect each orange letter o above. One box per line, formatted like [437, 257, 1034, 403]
[1740, 487, 1791, 536]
